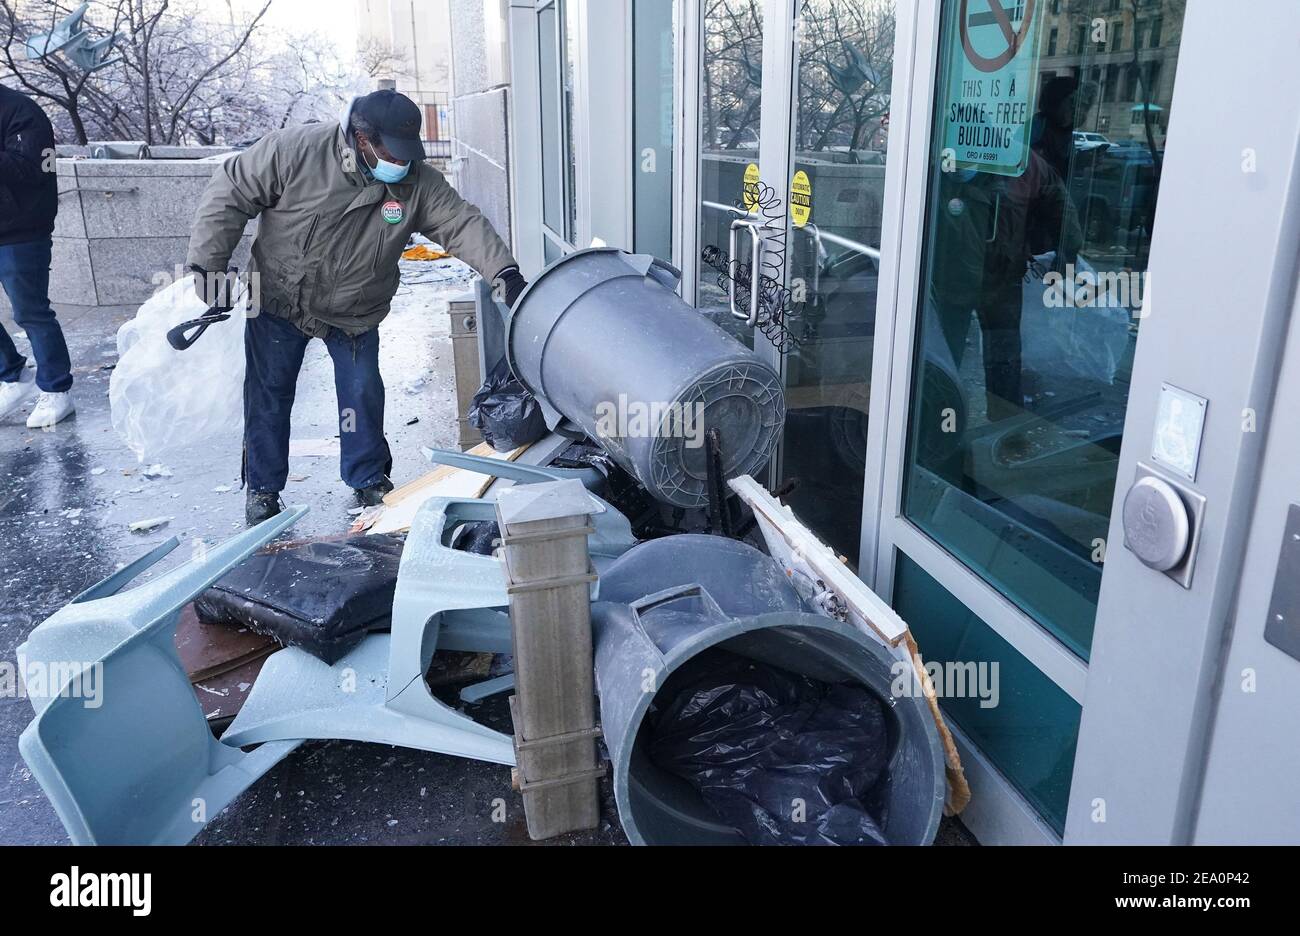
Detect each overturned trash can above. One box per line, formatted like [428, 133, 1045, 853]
[507, 248, 784, 507]
[593, 535, 946, 845]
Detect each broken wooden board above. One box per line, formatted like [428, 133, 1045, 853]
[194, 655, 271, 733]
[355, 442, 528, 535]
[174, 603, 279, 683]
[728, 474, 971, 815]
[729, 475, 907, 646]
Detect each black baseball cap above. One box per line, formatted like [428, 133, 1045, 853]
[352, 90, 426, 162]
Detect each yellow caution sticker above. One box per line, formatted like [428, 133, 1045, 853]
[743, 163, 761, 211]
[790, 170, 812, 228]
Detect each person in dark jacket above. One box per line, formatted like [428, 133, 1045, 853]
[187, 89, 526, 525]
[0, 84, 74, 428]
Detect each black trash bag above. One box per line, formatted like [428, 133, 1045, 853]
[648, 650, 893, 846]
[451, 520, 500, 556]
[194, 534, 405, 665]
[468, 358, 547, 452]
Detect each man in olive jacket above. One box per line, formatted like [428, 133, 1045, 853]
[187, 90, 526, 524]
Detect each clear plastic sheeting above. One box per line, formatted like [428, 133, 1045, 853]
[1021, 253, 1135, 387]
[110, 276, 247, 461]
[648, 649, 893, 846]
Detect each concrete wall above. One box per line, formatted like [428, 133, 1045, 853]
[0, 158, 254, 313]
[447, 0, 513, 248]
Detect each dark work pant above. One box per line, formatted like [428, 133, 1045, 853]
[243, 311, 392, 493]
[974, 280, 1024, 421]
[0, 238, 73, 393]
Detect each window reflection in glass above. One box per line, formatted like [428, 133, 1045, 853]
[696, 0, 764, 346]
[778, 0, 895, 562]
[633, 0, 677, 261]
[538, 4, 564, 237]
[902, 0, 1183, 659]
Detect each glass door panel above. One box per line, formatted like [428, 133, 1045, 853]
[902, 0, 1184, 659]
[696, 0, 765, 346]
[778, 0, 896, 561]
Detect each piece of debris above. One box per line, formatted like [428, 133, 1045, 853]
[90, 467, 106, 476]
[401, 244, 450, 261]
[213, 484, 233, 493]
[348, 504, 385, 534]
[128, 516, 172, 533]
[142, 463, 173, 478]
[405, 417, 419, 426]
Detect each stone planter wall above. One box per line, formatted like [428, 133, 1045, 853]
[1, 156, 255, 314]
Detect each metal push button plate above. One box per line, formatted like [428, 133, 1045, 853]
[1121, 464, 1206, 588]
[1264, 504, 1300, 663]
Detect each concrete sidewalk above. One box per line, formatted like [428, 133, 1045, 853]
[0, 265, 623, 846]
[0, 268, 973, 846]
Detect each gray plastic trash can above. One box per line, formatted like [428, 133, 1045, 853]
[507, 248, 784, 507]
[592, 535, 947, 845]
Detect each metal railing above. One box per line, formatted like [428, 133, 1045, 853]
[422, 140, 452, 159]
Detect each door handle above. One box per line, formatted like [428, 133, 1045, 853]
[728, 217, 763, 326]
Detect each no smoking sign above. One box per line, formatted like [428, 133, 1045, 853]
[940, 0, 1043, 176]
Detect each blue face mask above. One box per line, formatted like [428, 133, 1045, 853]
[361, 143, 409, 184]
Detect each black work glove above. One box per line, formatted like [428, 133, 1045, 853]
[495, 266, 528, 308]
[188, 264, 237, 312]
[170, 266, 237, 351]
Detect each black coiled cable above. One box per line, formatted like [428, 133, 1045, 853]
[700, 179, 800, 352]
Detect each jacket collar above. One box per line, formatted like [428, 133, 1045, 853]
[335, 125, 417, 200]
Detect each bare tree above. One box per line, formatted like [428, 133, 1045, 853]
[1, 0, 277, 144]
[355, 35, 409, 83]
[795, 0, 894, 155]
[701, 0, 764, 152]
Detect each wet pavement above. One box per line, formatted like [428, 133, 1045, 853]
[0, 261, 621, 846]
[0, 262, 973, 846]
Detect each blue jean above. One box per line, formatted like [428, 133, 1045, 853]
[243, 311, 392, 493]
[0, 238, 73, 393]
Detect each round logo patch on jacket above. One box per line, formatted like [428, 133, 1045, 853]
[382, 200, 404, 224]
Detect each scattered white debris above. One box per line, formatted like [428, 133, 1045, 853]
[213, 484, 233, 493]
[142, 463, 173, 478]
[128, 516, 172, 533]
[61, 508, 82, 519]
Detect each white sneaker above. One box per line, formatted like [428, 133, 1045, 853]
[0, 369, 37, 420]
[26, 391, 75, 428]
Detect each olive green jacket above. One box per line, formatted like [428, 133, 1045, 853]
[186, 119, 516, 337]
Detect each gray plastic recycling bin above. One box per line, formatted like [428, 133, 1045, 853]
[506, 248, 784, 507]
[592, 535, 947, 845]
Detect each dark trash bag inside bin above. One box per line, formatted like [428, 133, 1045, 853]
[648, 649, 893, 846]
[468, 358, 547, 452]
[194, 534, 405, 664]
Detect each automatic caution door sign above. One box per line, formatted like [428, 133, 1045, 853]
[941, 0, 1043, 176]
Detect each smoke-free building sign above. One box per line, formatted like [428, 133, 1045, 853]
[940, 0, 1043, 176]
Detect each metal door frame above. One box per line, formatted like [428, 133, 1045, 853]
[858, 0, 1293, 844]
